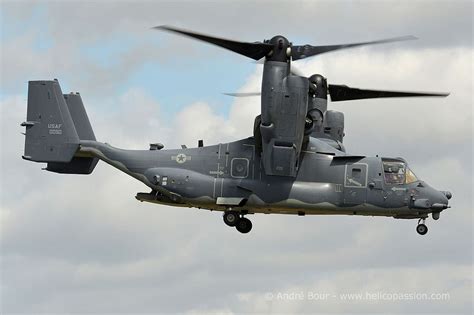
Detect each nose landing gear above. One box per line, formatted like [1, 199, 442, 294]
[223, 210, 239, 227]
[236, 217, 252, 234]
[223, 210, 253, 234]
[416, 218, 428, 235]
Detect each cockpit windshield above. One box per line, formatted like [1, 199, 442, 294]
[405, 168, 418, 184]
[382, 159, 418, 185]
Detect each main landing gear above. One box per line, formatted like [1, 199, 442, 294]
[416, 218, 428, 235]
[223, 210, 252, 234]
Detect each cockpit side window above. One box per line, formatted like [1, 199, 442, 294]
[382, 160, 419, 185]
[383, 161, 406, 185]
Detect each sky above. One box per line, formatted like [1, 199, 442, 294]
[0, 0, 473, 314]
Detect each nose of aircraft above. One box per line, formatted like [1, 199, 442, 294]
[442, 190, 453, 200]
[426, 189, 451, 221]
[429, 190, 450, 211]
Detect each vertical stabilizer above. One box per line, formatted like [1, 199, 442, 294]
[22, 80, 80, 163]
[45, 92, 99, 174]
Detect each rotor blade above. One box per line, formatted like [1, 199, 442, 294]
[223, 92, 261, 97]
[290, 64, 305, 77]
[328, 84, 450, 102]
[292, 35, 417, 60]
[153, 25, 274, 60]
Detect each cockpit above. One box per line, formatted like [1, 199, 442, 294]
[382, 159, 418, 185]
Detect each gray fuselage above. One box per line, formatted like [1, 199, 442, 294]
[78, 136, 449, 219]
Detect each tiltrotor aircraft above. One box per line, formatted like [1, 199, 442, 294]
[22, 26, 452, 235]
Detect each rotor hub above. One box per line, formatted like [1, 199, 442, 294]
[267, 35, 291, 62]
[308, 74, 328, 98]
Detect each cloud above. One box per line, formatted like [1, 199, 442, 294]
[2, 1, 472, 97]
[89, 87, 168, 149]
[4, 1, 472, 46]
[172, 102, 237, 146]
[235, 264, 472, 314]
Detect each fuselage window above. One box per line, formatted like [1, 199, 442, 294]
[352, 168, 362, 183]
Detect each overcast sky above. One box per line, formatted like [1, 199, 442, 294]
[1, 1, 473, 314]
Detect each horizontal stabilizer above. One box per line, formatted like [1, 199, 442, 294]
[46, 157, 98, 174]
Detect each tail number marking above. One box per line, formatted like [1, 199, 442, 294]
[48, 123, 62, 135]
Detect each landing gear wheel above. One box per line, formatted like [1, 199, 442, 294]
[223, 211, 239, 227]
[416, 223, 428, 235]
[236, 217, 252, 234]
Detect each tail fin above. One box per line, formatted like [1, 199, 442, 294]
[46, 91, 99, 174]
[22, 80, 98, 174]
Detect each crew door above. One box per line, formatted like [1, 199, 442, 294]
[344, 163, 368, 205]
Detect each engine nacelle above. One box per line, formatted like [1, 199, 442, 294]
[323, 110, 345, 143]
[260, 63, 309, 177]
[304, 74, 328, 135]
[309, 110, 345, 151]
[303, 75, 345, 150]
